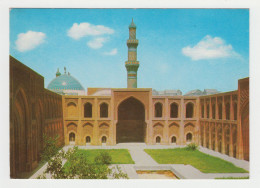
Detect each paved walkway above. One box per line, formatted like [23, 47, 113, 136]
[30, 143, 249, 179]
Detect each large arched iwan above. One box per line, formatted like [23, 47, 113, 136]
[116, 97, 146, 143]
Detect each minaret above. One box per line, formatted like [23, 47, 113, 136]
[125, 18, 139, 88]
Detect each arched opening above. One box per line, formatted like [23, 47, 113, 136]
[201, 104, 204, 118]
[206, 104, 210, 118]
[212, 104, 216, 119]
[211, 126, 216, 151]
[156, 136, 161, 144]
[102, 136, 107, 143]
[170, 103, 178, 118]
[224, 128, 230, 155]
[171, 136, 177, 144]
[241, 103, 249, 161]
[186, 102, 194, 118]
[200, 125, 204, 146]
[67, 102, 77, 117]
[218, 103, 222, 119]
[11, 89, 29, 178]
[206, 125, 209, 148]
[233, 103, 237, 120]
[217, 126, 222, 153]
[100, 103, 108, 118]
[117, 97, 146, 143]
[84, 102, 92, 118]
[69, 132, 75, 143]
[155, 102, 163, 117]
[186, 133, 192, 142]
[225, 103, 230, 120]
[86, 136, 91, 144]
[232, 127, 237, 158]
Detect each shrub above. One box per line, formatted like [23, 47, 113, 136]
[186, 143, 198, 151]
[94, 151, 112, 165]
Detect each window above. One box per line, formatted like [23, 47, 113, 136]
[102, 136, 107, 143]
[100, 103, 108, 118]
[170, 103, 178, 118]
[69, 132, 75, 142]
[84, 103, 92, 118]
[186, 133, 192, 142]
[171, 136, 177, 143]
[186, 102, 194, 118]
[156, 136, 161, 143]
[225, 103, 230, 120]
[86, 136, 91, 143]
[155, 102, 163, 117]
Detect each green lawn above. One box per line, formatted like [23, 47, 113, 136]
[67, 149, 134, 164]
[145, 148, 248, 173]
[215, 176, 249, 179]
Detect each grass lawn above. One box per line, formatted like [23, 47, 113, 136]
[66, 149, 134, 164]
[145, 148, 248, 173]
[215, 177, 249, 179]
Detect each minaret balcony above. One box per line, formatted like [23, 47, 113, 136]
[127, 39, 139, 45]
[125, 61, 139, 65]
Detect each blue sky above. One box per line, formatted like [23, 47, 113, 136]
[9, 9, 249, 94]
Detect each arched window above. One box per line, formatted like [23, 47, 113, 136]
[155, 102, 163, 117]
[186, 102, 194, 118]
[186, 133, 192, 142]
[102, 136, 107, 143]
[84, 103, 92, 118]
[218, 103, 222, 119]
[233, 103, 237, 120]
[100, 103, 108, 118]
[170, 103, 178, 118]
[67, 102, 78, 117]
[212, 104, 216, 119]
[69, 132, 75, 142]
[171, 136, 177, 144]
[225, 103, 230, 120]
[206, 104, 210, 118]
[86, 136, 91, 143]
[156, 136, 161, 143]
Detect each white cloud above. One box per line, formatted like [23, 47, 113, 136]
[67, 22, 114, 40]
[104, 48, 118, 56]
[15, 31, 46, 52]
[87, 37, 107, 49]
[182, 35, 239, 61]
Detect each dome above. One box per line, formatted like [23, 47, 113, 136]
[47, 73, 85, 94]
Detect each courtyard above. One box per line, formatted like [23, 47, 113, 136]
[30, 143, 249, 179]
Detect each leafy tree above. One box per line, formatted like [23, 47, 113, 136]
[41, 134, 60, 162]
[38, 147, 128, 179]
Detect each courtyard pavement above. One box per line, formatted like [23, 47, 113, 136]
[30, 143, 249, 179]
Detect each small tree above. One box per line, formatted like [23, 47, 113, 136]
[186, 143, 198, 151]
[38, 147, 128, 179]
[41, 134, 60, 162]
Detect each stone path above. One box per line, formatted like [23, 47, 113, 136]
[30, 143, 249, 179]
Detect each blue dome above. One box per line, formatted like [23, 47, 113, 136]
[47, 74, 85, 91]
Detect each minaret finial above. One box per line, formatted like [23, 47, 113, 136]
[56, 68, 61, 77]
[64, 67, 66, 74]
